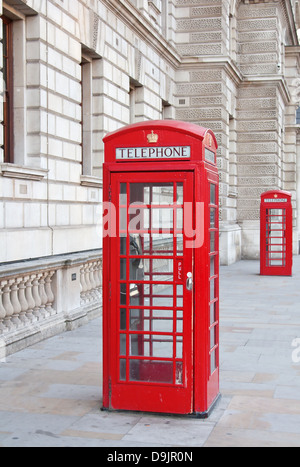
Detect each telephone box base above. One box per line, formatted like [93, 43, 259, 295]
[101, 394, 221, 420]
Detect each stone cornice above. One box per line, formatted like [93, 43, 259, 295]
[180, 56, 243, 85]
[241, 75, 291, 104]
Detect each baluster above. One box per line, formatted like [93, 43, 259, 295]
[89, 262, 98, 300]
[39, 272, 49, 318]
[2, 280, 15, 331]
[96, 260, 102, 290]
[18, 276, 30, 325]
[93, 261, 101, 300]
[80, 264, 87, 304]
[84, 263, 92, 302]
[45, 270, 56, 316]
[0, 284, 6, 334]
[10, 278, 23, 328]
[32, 274, 42, 320]
[25, 275, 37, 322]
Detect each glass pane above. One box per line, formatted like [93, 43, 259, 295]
[130, 309, 149, 331]
[129, 257, 144, 281]
[176, 208, 183, 230]
[128, 207, 150, 231]
[210, 255, 215, 277]
[210, 232, 215, 252]
[120, 236, 127, 255]
[120, 334, 126, 356]
[151, 310, 174, 333]
[151, 208, 173, 229]
[176, 337, 183, 359]
[120, 308, 127, 330]
[129, 360, 173, 384]
[120, 283, 127, 306]
[210, 350, 216, 375]
[176, 234, 183, 256]
[129, 309, 174, 333]
[210, 278, 215, 301]
[119, 208, 127, 231]
[120, 258, 127, 280]
[176, 362, 183, 385]
[210, 326, 216, 350]
[120, 359, 126, 381]
[127, 283, 174, 307]
[120, 183, 127, 205]
[210, 184, 216, 205]
[176, 285, 183, 307]
[130, 334, 173, 358]
[210, 302, 216, 325]
[142, 233, 174, 256]
[177, 183, 183, 204]
[152, 184, 173, 205]
[130, 183, 173, 205]
[210, 208, 216, 228]
[143, 258, 173, 282]
[152, 284, 174, 306]
[177, 312, 183, 333]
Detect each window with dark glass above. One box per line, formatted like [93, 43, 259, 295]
[1, 16, 13, 163]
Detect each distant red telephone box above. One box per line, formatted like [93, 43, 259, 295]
[102, 120, 220, 417]
[260, 190, 293, 276]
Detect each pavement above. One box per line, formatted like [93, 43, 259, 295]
[1, 258, 300, 447]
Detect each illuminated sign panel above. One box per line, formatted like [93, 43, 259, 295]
[116, 146, 191, 160]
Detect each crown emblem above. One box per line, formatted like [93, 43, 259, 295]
[147, 131, 158, 144]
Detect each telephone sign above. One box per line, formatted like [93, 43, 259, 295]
[102, 120, 220, 417]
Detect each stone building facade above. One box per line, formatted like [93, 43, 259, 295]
[0, 0, 300, 355]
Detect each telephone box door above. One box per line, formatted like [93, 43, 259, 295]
[108, 171, 194, 414]
[260, 191, 293, 276]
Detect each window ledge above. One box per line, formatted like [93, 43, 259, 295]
[80, 175, 102, 188]
[0, 163, 48, 181]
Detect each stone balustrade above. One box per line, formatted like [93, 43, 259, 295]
[80, 260, 102, 306]
[0, 270, 56, 334]
[0, 250, 102, 358]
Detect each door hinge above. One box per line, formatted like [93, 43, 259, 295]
[108, 185, 112, 202]
[109, 282, 112, 301]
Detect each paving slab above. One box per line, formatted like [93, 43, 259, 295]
[0, 258, 300, 447]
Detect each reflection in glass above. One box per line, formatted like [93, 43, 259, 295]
[120, 183, 127, 205]
[210, 208, 216, 228]
[120, 334, 126, 356]
[210, 278, 215, 301]
[129, 360, 173, 384]
[130, 183, 173, 205]
[176, 362, 183, 385]
[210, 184, 216, 205]
[210, 351, 216, 375]
[177, 183, 183, 204]
[210, 302, 216, 325]
[210, 232, 215, 252]
[120, 308, 126, 330]
[130, 334, 173, 358]
[120, 359, 126, 381]
[210, 255, 215, 277]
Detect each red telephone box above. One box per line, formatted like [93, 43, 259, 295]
[260, 190, 293, 276]
[102, 120, 220, 417]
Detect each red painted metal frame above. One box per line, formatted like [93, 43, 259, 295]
[260, 190, 293, 276]
[102, 120, 219, 416]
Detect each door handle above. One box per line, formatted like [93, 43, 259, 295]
[186, 272, 193, 291]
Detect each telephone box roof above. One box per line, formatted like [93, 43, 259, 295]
[103, 120, 218, 148]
